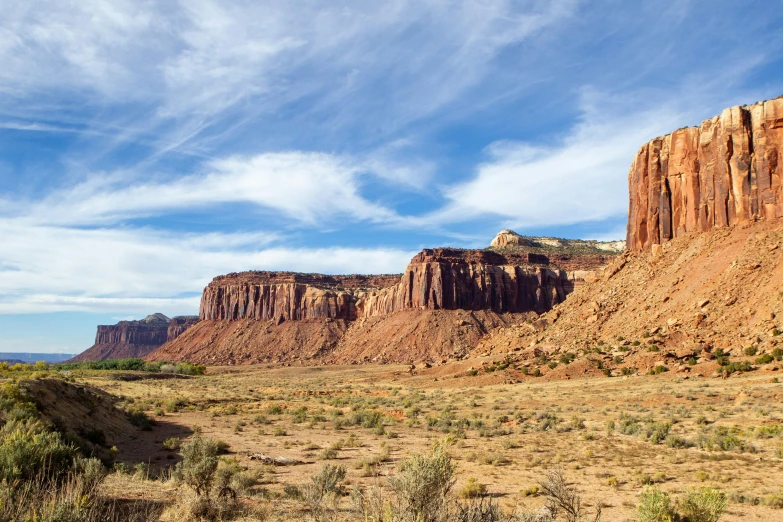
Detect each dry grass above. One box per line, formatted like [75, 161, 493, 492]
[41, 363, 783, 520]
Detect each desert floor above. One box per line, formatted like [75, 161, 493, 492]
[82, 362, 783, 521]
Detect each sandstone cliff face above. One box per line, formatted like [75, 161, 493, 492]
[199, 273, 400, 322]
[628, 96, 783, 251]
[167, 316, 199, 341]
[490, 230, 625, 253]
[198, 249, 611, 324]
[359, 249, 583, 317]
[71, 314, 199, 362]
[158, 240, 617, 366]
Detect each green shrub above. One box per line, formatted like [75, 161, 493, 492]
[164, 397, 188, 413]
[637, 485, 675, 522]
[559, 353, 576, 365]
[125, 406, 155, 430]
[180, 437, 220, 496]
[459, 477, 487, 499]
[163, 437, 182, 451]
[744, 346, 758, 357]
[679, 487, 727, 522]
[387, 446, 455, 522]
[0, 418, 76, 483]
[763, 491, 783, 509]
[756, 354, 774, 365]
[301, 464, 346, 518]
[721, 361, 753, 375]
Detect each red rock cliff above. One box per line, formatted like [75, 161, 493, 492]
[627, 96, 783, 251]
[198, 272, 401, 321]
[199, 250, 612, 322]
[71, 314, 198, 362]
[358, 249, 605, 317]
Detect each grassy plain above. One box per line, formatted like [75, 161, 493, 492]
[72, 361, 783, 521]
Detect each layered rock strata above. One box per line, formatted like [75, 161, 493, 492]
[153, 240, 619, 365]
[199, 273, 401, 322]
[627, 96, 783, 252]
[198, 249, 612, 324]
[71, 314, 198, 362]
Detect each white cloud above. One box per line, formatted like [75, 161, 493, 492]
[427, 93, 687, 229]
[22, 151, 400, 227]
[0, 222, 413, 314]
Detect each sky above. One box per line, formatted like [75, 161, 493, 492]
[1, 0, 782, 354]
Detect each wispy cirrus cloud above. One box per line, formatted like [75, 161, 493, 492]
[17, 151, 406, 227]
[0, 0, 579, 157]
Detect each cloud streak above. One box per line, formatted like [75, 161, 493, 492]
[0, 222, 414, 314]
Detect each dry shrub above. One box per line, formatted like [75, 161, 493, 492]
[301, 463, 347, 521]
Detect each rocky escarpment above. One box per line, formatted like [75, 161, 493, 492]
[197, 249, 614, 324]
[71, 314, 198, 362]
[199, 273, 401, 322]
[359, 248, 612, 317]
[491, 230, 626, 253]
[152, 241, 620, 365]
[627, 96, 783, 252]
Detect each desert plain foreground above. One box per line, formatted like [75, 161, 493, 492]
[76, 362, 783, 521]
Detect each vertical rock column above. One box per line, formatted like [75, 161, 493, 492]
[627, 96, 783, 252]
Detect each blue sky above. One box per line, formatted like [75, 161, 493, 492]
[1, 0, 782, 353]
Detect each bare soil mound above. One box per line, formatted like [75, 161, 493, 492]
[19, 378, 151, 462]
[70, 342, 163, 362]
[479, 218, 783, 375]
[148, 318, 351, 365]
[328, 309, 534, 365]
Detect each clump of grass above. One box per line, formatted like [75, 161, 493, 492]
[459, 478, 487, 499]
[163, 437, 182, 451]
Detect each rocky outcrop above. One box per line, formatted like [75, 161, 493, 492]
[168, 316, 200, 340]
[627, 96, 783, 252]
[490, 230, 625, 253]
[359, 249, 600, 317]
[71, 314, 199, 362]
[197, 250, 614, 325]
[153, 236, 620, 366]
[491, 230, 536, 248]
[199, 273, 400, 322]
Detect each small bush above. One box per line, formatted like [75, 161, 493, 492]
[679, 486, 726, 522]
[637, 485, 675, 522]
[0, 418, 76, 483]
[301, 464, 346, 519]
[757, 354, 774, 365]
[387, 446, 455, 522]
[459, 477, 487, 499]
[125, 407, 155, 430]
[180, 437, 220, 496]
[163, 437, 182, 451]
[763, 491, 783, 509]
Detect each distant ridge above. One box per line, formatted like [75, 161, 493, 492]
[0, 353, 75, 364]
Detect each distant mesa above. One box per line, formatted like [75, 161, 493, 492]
[490, 230, 626, 253]
[0, 353, 75, 364]
[149, 234, 624, 366]
[70, 314, 198, 362]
